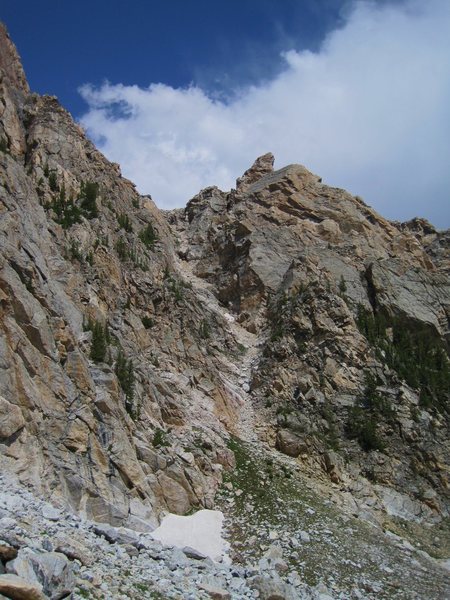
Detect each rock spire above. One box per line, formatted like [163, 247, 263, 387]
[0, 22, 30, 95]
[236, 152, 274, 191]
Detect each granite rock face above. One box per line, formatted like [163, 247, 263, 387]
[0, 24, 241, 528]
[171, 157, 449, 520]
[236, 152, 275, 192]
[0, 21, 449, 544]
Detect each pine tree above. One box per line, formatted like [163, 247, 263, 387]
[79, 181, 99, 219]
[139, 223, 157, 248]
[48, 171, 58, 192]
[115, 349, 136, 417]
[90, 321, 107, 363]
[115, 348, 128, 386]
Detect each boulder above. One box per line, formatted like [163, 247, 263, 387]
[182, 546, 207, 560]
[157, 472, 191, 515]
[93, 524, 139, 546]
[7, 549, 74, 600]
[259, 544, 288, 574]
[199, 582, 231, 600]
[275, 430, 306, 458]
[323, 451, 344, 484]
[250, 575, 288, 600]
[0, 540, 18, 562]
[53, 535, 93, 567]
[0, 574, 44, 600]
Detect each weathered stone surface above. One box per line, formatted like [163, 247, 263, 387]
[323, 451, 344, 484]
[0, 397, 25, 441]
[93, 524, 139, 546]
[0, 574, 44, 600]
[368, 259, 450, 337]
[199, 582, 231, 599]
[157, 473, 191, 515]
[0, 24, 29, 95]
[7, 549, 74, 600]
[0, 19, 235, 526]
[182, 546, 207, 560]
[0, 21, 449, 564]
[250, 574, 288, 600]
[171, 148, 450, 521]
[236, 152, 274, 191]
[0, 540, 18, 562]
[259, 544, 288, 574]
[275, 430, 306, 458]
[53, 535, 93, 566]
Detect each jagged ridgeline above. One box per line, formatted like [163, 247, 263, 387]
[0, 20, 450, 598]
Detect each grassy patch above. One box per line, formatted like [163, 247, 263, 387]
[216, 437, 449, 597]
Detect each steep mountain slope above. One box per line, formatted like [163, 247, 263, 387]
[171, 153, 449, 523]
[0, 23, 449, 599]
[0, 23, 242, 529]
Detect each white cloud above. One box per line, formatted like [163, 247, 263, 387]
[79, 0, 450, 227]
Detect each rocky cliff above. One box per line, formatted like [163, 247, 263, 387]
[0, 23, 449, 599]
[0, 24, 241, 530]
[171, 154, 449, 520]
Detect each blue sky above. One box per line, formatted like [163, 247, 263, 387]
[2, 1, 450, 226]
[1, 0, 349, 117]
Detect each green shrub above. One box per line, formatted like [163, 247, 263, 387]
[345, 371, 389, 451]
[0, 137, 9, 153]
[115, 237, 128, 261]
[199, 319, 210, 339]
[270, 323, 284, 342]
[139, 223, 158, 248]
[79, 181, 99, 219]
[129, 245, 148, 270]
[167, 278, 184, 302]
[355, 304, 387, 345]
[117, 213, 133, 232]
[152, 428, 169, 448]
[355, 304, 449, 413]
[346, 407, 384, 452]
[115, 238, 148, 270]
[68, 239, 83, 261]
[48, 171, 59, 192]
[51, 186, 82, 229]
[141, 316, 154, 329]
[362, 371, 393, 418]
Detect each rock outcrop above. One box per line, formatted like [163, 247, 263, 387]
[0, 24, 241, 529]
[236, 152, 274, 191]
[0, 23, 29, 95]
[0, 24, 449, 596]
[171, 157, 450, 521]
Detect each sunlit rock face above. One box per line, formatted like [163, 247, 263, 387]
[0, 19, 449, 544]
[0, 24, 238, 528]
[172, 153, 449, 520]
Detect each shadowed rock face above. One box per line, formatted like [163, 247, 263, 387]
[0, 23, 449, 535]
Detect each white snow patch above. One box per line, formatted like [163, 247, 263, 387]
[151, 509, 229, 563]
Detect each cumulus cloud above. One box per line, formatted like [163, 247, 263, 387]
[79, 0, 450, 227]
